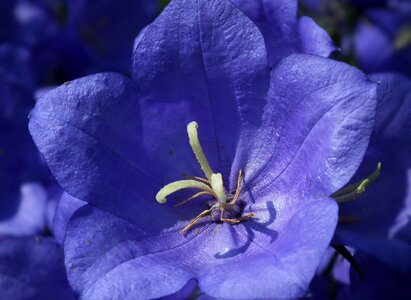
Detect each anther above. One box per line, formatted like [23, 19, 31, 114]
[231, 169, 243, 204]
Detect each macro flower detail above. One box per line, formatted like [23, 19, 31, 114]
[156, 121, 254, 234]
[28, 0, 377, 298]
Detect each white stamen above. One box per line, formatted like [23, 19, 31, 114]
[156, 180, 214, 204]
[210, 173, 227, 204]
[187, 121, 213, 181]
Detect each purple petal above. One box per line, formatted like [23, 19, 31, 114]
[199, 199, 338, 299]
[65, 205, 194, 299]
[133, 0, 269, 177]
[232, 0, 299, 66]
[29, 72, 169, 226]
[0, 236, 75, 300]
[65, 197, 337, 299]
[45, 184, 64, 232]
[298, 16, 337, 58]
[370, 73, 411, 147]
[354, 22, 394, 74]
[52, 192, 85, 244]
[232, 0, 335, 66]
[29, 72, 225, 234]
[236, 54, 377, 198]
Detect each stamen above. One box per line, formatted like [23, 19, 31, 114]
[156, 180, 214, 203]
[174, 191, 213, 207]
[332, 163, 381, 203]
[156, 122, 253, 235]
[187, 121, 213, 181]
[231, 169, 243, 204]
[180, 209, 212, 234]
[222, 213, 255, 224]
[210, 173, 227, 203]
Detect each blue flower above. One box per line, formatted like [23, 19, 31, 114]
[0, 236, 75, 300]
[0, 183, 51, 237]
[300, 0, 411, 76]
[29, 0, 377, 298]
[348, 217, 411, 299]
[0, 55, 52, 219]
[0, 0, 158, 84]
[334, 73, 411, 272]
[232, 0, 336, 66]
[354, 9, 411, 76]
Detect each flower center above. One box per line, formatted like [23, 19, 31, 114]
[156, 121, 254, 234]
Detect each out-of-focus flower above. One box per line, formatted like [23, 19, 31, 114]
[233, 0, 336, 67]
[334, 73, 411, 272]
[309, 247, 353, 299]
[0, 0, 158, 85]
[0, 55, 52, 219]
[29, 0, 377, 298]
[0, 183, 48, 237]
[354, 9, 411, 76]
[299, 0, 411, 76]
[52, 192, 84, 245]
[0, 236, 75, 300]
[350, 221, 411, 300]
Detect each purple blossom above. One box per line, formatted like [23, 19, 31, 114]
[0, 56, 52, 219]
[0, 0, 158, 85]
[52, 192, 85, 245]
[334, 73, 411, 272]
[29, 0, 377, 298]
[0, 183, 48, 237]
[232, 0, 336, 66]
[354, 8, 411, 76]
[0, 236, 75, 300]
[350, 245, 411, 299]
[309, 247, 352, 299]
